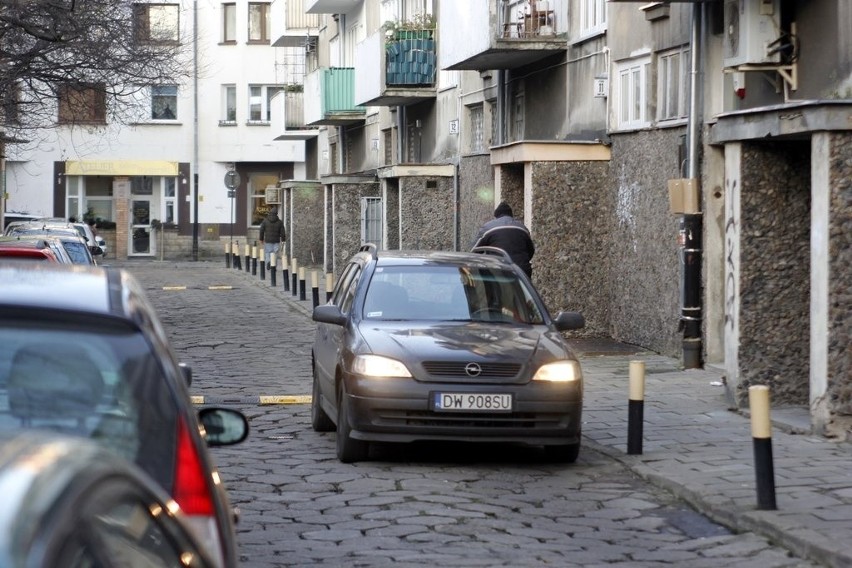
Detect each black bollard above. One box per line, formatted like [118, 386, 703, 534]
[282, 258, 290, 292]
[311, 270, 320, 308]
[749, 385, 777, 510]
[270, 254, 277, 287]
[232, 243, 242, 271]
[291, 259, 298, 297]
[251, 244, 258, 276]
[259, 250, 266, 281]
[299, 267, 306, 301]
[224, 242, 230, 269]
[244, 244, 250, 273]
[326, 273, 333, 302]
[627, 361, 645, 455]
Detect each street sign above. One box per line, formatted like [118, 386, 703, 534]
[227, 189, 236, 198]
[224, 170, 241, 190]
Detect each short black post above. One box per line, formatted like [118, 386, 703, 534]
[299, 267, 307, 301]
[224, 242, 231, 269]
[259, 250, 266, 281]
[282, 256, 290, 291]
[270, 253, 277, 287]
[627, 360, 645, 455]
[311, 270, 320, 308]
[251, 244, 257, 276]
[244, 244, 250, 273]
[749, 385, 777, 510]
[291, 258, 299, 297]
[232, 243, 242, 271]
[326, 273, 333, 302]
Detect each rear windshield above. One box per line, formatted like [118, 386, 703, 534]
[363, 265, 545, 324]
[61, 240, 92, 264]
[0, 317, 178, 490]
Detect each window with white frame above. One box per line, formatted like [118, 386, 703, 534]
[163, 177, 177, 224]
[247, 85, 282, 123]
[469, 104, 484, 153]
[133, 3, 179, 44]
[658, 47, 690, 122]
[222, 85, 237, 123]
[151, 85, 177, 120]
[613, 56, 650, 131]
[361, 197, 383, 251]
[222, 3, 236, 43]
[248, 3, 270, 43]
[579, 0, 606, 37]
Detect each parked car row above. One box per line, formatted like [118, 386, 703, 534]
[1, 219, 104, 265]
[0, 262, 250, 567]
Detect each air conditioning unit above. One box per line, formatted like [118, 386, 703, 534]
[265, 186, 282, 205]
[723, 0, 781, 68]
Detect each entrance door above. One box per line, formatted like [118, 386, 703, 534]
[130, 197, 154, 255]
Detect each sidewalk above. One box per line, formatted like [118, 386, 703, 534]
[174, 261, 852, 568]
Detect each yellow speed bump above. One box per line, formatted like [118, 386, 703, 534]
[163, 286, 187, 291]
[208, 285, 233, 290]
[191, 395, 205, 404]
[259, 395, 312, 405]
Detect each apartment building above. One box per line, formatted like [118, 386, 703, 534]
[4, 0, 316, 260]
[303, 0, 850, 435]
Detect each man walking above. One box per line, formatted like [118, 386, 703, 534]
[258, 207, 286, 268]
[471, 201, 535, 277]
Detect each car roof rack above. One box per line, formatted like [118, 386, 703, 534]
[358, 243, 378, 259]
[471, 246, 512, 263]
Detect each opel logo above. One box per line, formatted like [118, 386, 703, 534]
[464, 362, 482, 377]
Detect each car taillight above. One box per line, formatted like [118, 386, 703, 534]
[173, 416, 215, 516]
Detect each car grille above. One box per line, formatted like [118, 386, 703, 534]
[379, 410, 557, 429]
[421, 361, 521, 378]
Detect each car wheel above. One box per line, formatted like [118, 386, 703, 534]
[336, 384, 369, 463]
[544, 442, 580, 463]
[311, 368, 335, 433]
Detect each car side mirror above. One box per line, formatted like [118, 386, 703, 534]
[553, 311, 585, 331]
[90, 245, 103, 256]
[198, 408, 249, 446]
[313, 304, 347, 326]
[179, 362, 192, 386]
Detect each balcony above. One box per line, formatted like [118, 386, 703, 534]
[304, 67, 366, 126]
[306, 0, 360, 14]
[440, 0, 567, 71]
[355, 29, 437, 107]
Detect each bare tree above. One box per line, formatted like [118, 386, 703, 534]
[0, 0, 192, 141]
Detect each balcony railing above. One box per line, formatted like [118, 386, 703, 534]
[322, 68, 363, 115]
[498, 0, 566, 39]
[385, 32, 436, 87]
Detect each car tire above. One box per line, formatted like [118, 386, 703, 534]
[311, 368, 335, 433]
[336, 384, 369, 463]
[544, 442, 580, 463]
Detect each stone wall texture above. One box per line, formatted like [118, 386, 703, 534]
[827, 132, 852, 417]
[399, 177, 454, 250]
[459, 155, 495, 249]
[385, 179, 400, 250]
[736, 142, 811, 407]
[289, 184, 324, 268]
[531, 160, 611, 337]
[331, 182, 380, 277]
[606, 131, 685, 356]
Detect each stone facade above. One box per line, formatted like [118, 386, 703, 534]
[735, 142, 811, 407]
[827, 132, 852, 417]
[287, 183, 324, 269]
[330, 181, 380, 276]
[458, 155, 494, 249]
[399, 176, 454, 250]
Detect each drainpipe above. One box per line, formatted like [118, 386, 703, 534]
[191, 0, 200, 261]
[681, 3, 704, 368]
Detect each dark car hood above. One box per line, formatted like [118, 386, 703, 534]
[357, 321, 573, 365]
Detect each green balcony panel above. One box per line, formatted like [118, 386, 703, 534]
[321, 68, 365, 115]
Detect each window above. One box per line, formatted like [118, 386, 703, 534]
[133, 3, 179, 43]
[469, 104, 484, 153]
[249, 172, 279, 226]
[247, 85, 281, 123]
[579, 0, 606, 37]
[222, 3, 236, 43]
[248, 3, 270, 43]
[613, 57, 650, 131]
[163, 178, 177, 224]
[222, 85, 237, 123]
[658, 47, 690, 122]
[489, 100, 499, 147]
[58, 84, 106, 125]
[1, 83, 19, 125]
[361, 197, 383, 251]
[151, 85, 177, 120]
[511, 90, 524, 142]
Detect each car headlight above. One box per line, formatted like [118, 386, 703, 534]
[533, 360, 582, 382]
[352, 354, 412, 378]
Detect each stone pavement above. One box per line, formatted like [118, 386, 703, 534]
[124, 259, 852, 568]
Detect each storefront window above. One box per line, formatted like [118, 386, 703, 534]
[131, 176, 154, 195]
[249, 172, 278, 226]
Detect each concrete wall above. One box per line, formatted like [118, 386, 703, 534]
[399, 176, 454, 250]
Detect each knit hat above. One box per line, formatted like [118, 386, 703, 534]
[494, 201, 512, 218]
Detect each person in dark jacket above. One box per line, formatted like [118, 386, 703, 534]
[471, 201, 535, 277]
[258, 207, 286, 268]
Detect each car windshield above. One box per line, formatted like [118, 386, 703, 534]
[0, 316, 178, 490]
[61, 240, 93, 264]
[363, 265, 545, 324]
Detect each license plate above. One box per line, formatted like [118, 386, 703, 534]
[433, 393, 513, 412]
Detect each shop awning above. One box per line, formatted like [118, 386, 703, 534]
[65, 160, 179, 176]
